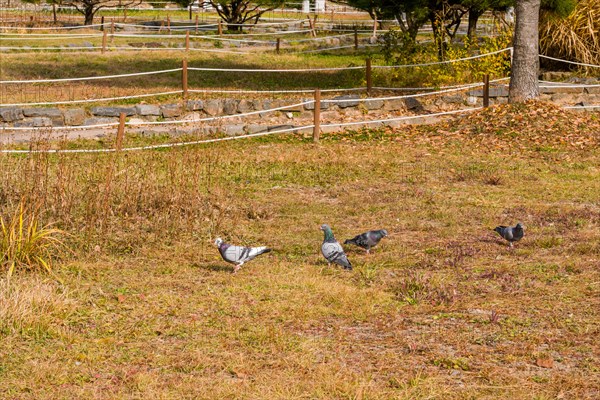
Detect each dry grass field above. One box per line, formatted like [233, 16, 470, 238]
[1, 102, 599, 399]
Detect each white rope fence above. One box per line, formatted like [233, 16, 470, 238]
[188, 87, 366, 94]
[2, 102, 596, 155]
[1, 90, 184, 107]
[373, 78, 510, 91]
[186, 65, 365, 72]
[372, 48, 512, 69]
[0, 48, 514, 85]
[538, 80, 600, 88]
[0, 107, 483, 154]
[0, 125, 310, 154]
[320, 82, 488, 104]
[539, 54, 600, 68]
[0, 68, 182, 84]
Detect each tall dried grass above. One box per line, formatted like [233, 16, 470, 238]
[0, 144, 229, 256]
[540, 0, 600, 71]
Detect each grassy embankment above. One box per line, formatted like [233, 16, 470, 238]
[1, 102, 599, 398]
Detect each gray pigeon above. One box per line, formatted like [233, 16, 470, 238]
[214, 238, 271, 273]
[494, 223, 524, 248]
[320, 224, 352, 270]
[344, 229, 388, 254]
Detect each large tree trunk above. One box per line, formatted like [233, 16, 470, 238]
[84, 5, 95, 25]
[509, 0, 541, 103]
[467, 9, 482, 39]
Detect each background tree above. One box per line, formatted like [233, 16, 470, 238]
[201, 0, 286, 31]
[461, 0, 513, 38]
[336, 0, 429, 42]
[174, 0, 195, 20]
[21, 0, 63, 24]
[61, 0, 141, 25]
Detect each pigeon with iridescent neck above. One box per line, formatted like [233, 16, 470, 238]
[320, 224, 352, 270]
[494, 223, 524, 248]
[344, 229, 388, 254]
[214, 238, 271, 273]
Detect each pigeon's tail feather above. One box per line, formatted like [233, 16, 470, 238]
[345, 259, 353, 270]
[250, 247, 271, 258]
[344, 238, 356, 245]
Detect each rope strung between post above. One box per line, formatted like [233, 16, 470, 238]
[372, 48, 512, 69]
[1, 102, 595, 154]
[320, 83, 484, 104]
[0, 125, 311, 154]
[1, 90, 184, 107]
[539, 55, 600, 68]
[0, 68, 183, 84]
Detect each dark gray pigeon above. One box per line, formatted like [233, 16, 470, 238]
[214, 238, 271, 273]
[320, 224, 352, 270]
[344, 229, 388, 254]
[494, 223, 524, 248]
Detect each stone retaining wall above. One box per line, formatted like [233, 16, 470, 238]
[1, 86, 599, 130]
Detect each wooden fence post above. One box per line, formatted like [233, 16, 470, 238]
[366, 58, 372, 95]
[313, 89, 321, 143]
[307, 15, 316, 37]
[167, 16, 171, 34]
[182, 59, 188, 101]
[354, 27, 358, 50]
[102, 29, 107, 53]
[276, 38, 281, 54]
[483, 74, 490, 108]
[100, 15, 104, 31]
[218, 20, 223, 36]
[116, 113, 126, 151]
[110, 21, 115, 43]
[195, 14, 199, 34]
[185, 31, 190, 51]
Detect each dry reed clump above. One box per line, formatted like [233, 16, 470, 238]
[540, 0, 600, 71]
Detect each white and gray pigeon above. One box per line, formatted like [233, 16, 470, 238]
[320, 224, 352, 270]
[214, 238, 271, 273]
[494, 223, 524, 248]
[344, 229, 388, 254]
